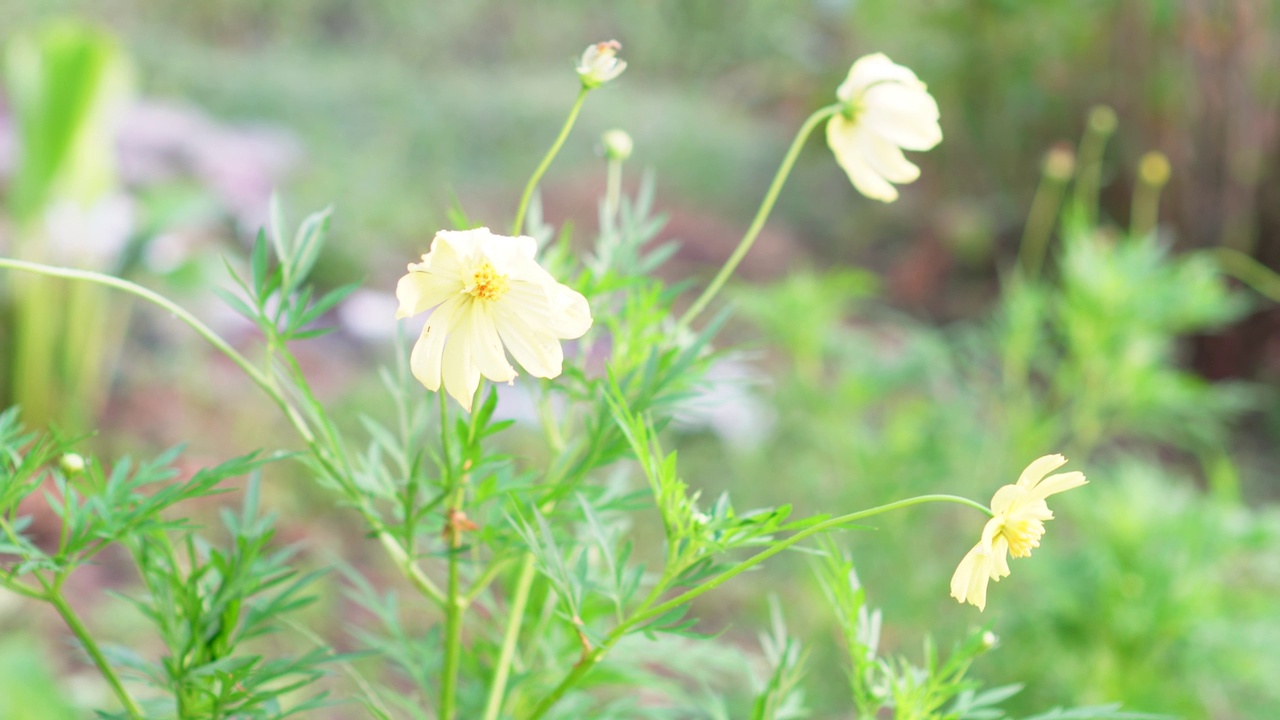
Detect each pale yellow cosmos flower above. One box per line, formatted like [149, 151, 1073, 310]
[396, 228, 592, 412]
[950, 454, 1087, 611]
[826, 53, 942, 203]
[577, 40, 626, 89]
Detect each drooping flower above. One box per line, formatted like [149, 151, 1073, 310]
[825, 53, 942, 203]
[396, 228, 592, 412]
[577, 40, 626, 89]
[950, 454, 1087, 611]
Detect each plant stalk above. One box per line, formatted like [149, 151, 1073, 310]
[678, 104, 841, 330]
[525, 493, 990, 719]
[47, 585, 145, 719]
[512, 87, 591, 236]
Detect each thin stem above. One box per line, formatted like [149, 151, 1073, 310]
[525, 493, 990, 719]
[481, 554, 538, 720]
[0, 259, 448, 607]
[0, 259, 275, 404]
[605, 157, 623, 227]
[512, 87, 591, 236]
[439, 484, 467, 720]
[1017, 170, 1071, 281]
[678, 104, 841, 330]
[1212, 248, 1280, 305]
[46, 584, 145, 719]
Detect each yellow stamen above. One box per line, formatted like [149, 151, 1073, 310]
[467, 262, 509, 301]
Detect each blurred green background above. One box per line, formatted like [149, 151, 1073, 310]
[1, 1, 1279, 718]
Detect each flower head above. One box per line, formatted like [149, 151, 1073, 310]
[396, 227, 592, 412]
[577, 40, 626, 89]
[826, 53, 942, 203]
[601, 129, 634, 162]
[949, 454, 1087, 611]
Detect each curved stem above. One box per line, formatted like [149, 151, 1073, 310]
[0, 259, 447, 607]
[677, 104, 841, 330]
[1017, 171, 1070, 281]
[1212, 247, 1280, 304]
[481, 554, 538, 720]
[524, 493, 989, 719]
[47, 584, 145, 719]
[0, 259, 275, 397]
[512, 87, 591, 236]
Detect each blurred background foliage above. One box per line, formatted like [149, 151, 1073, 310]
[1, 1, 1278, 718]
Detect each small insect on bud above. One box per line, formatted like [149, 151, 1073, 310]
[577, 40, 627, 89]
[602, 129, 633, 162]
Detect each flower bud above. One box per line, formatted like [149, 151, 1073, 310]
[1138, 151, 1171, 187]
[577, 40, 626, 89]
[60, 453, 87, 476]
[1042, 143, 1076, 181]
[981, 631, 999, 650]
[1087, 105, 1117, 136]
[602, 129, 633, 162]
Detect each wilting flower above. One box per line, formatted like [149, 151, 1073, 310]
[950, 454, 1087, 611]
[396, 228, 592, 412]
[577, 40, 626, 89]
[826, 53, 942, 203]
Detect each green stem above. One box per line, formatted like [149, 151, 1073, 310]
[1212, 248, 1280, 304]
[0, 259, 281, 415]
[46, 584, 145, 719]
[1016, 170, 1070, 281]
[677, 104, 841, 330]
[525, 494, 990, 720]
[512, 87, 591, 236]
[0, 259, 447, 607]
[439, 483, 467, 720]
[481, 554, 538, 720]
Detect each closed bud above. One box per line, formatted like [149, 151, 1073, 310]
[1043, 144, 1076, 181]
[1138, 151, 1171, 187]
[602, 129, 633, 162]
[1087, 105, 1117, 136]
[60, 453, 87, 476]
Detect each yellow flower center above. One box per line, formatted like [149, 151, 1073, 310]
[467, 261, 509, 302]
[999, 518, 1045, 558]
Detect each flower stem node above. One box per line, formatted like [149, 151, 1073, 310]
[577, 40, 627, 89]
[826, 53, 943, 202]
[602, 129, 634, 162]
[396, 228, 593, 412]
[949, 454, 1088, 611]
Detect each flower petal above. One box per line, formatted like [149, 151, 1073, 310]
[827, 115, 899, 202]
[441, 304, 481, 411]
[396, 269, 461, 319]
[836, 53, 926, 103]
[408, 296, 463, 391]
[858, 131, 921, 184]
[1017, 454, 1069, 489]
[1028, 471, 1088, 502]
[469, 303, 517, 383]
[859, 83, 943, 151]
[950, 543, 992, 611]
[493, 305, 565, 378]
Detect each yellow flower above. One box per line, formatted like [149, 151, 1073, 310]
[825, 53, 942, 203]
[950, 454, 1087, 611]
[396, 228, 592, 412]
[577, 40, 626, 89]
